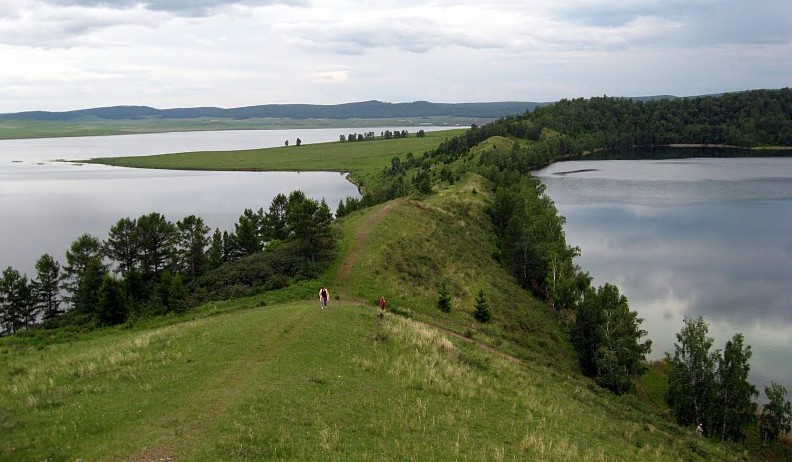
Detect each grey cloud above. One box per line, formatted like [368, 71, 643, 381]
[552, 0, 792, 47]
[45, 0, 306, 16]
[279, 17, 501, 55]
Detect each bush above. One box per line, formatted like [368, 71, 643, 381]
[437, 282, 451, 313]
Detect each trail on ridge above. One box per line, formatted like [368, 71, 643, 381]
[335, 200, 397, 290]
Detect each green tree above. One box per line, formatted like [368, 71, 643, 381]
[437, 282, 451, 313]
[412, 170, 432, 194]
[175, 215, 210, 280]
[206, 228, 224, 270]
[72, 257, 107, 322]
[104, 217, 139, 275]
[473, 289, 491, 323]
[123, 267, 146, 312]
[571, 286, 601, 376]
[571, 283, 651, 393]
[592, 287, 651, 394]
[232, 208, 263, 257]
[666, 316, 718, 432]
[135, 212, 176, 280]
[63, 233, 107, 312]
[713, 333, 758, 441]
[758, 382, 792, 443]
[285, 192, 333, 261]
[335, 199, 347, 218]
[544, 246, 584, 311]
[96, 274, 127, 325]
[156, 270, 186, 314]
[262, 193, 289, 242]
[33, 253, 62, 321]
[0, 267, 33, 334]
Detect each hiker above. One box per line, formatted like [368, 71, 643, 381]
[319, 286, 330, 309]
[378, 296, 386, 317]
[696, 422, 703, 437]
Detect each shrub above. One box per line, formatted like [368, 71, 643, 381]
[473, 289, 491, 323]
[437, 282, 451, 313]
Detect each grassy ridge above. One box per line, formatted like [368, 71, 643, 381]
[1, 176, 750, 461]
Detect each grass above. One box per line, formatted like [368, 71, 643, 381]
[88, 129, 465, 189]
[0, 117, 476, 140]
[0, 299, 745, 461]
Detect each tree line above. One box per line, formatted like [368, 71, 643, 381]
[0, 191, 334, 333]
[529, 88, 792, 151]
[339, 129, 424, 143]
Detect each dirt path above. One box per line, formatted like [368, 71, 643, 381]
[128, 307, 315, 462]
[334, 200, 397, 289]
[333, 198, 524, 366]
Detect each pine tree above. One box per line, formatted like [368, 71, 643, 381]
[96, 274, 127, 326]
[33, 253, 62, 321]
[437, 282, 451, 313]
[473, 289, 491, 322]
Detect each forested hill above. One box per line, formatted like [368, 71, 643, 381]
[0, 100, 544, 121]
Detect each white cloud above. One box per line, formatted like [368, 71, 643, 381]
[0, 0, 790, 112]
[310, 70, 350, 82]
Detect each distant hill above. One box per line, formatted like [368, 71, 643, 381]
[0, 100, 548, 121]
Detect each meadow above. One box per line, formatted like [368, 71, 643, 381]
[89, 129, 465, 189]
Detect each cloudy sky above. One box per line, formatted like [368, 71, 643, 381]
[1, 0, 790, 112]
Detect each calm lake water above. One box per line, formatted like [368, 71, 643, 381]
[0, 127, 447, 277]
[534, 154, 792, 395]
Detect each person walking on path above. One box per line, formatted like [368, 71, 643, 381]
[378, 296, 387, 317]
[319, 286, 330, 309]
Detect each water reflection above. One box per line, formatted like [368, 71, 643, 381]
[535, 157, 792, 396]
[0, 163, 360, 278]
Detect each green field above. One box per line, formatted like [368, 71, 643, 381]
[1, 174, 753, 461]
[89, 129, 465, 189]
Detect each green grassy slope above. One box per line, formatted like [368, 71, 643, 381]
[1, 176, 750, 461]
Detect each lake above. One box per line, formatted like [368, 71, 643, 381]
[534, 153, 792, 396]
[0, 127, 447, 277]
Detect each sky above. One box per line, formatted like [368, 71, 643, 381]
[1, 0, 790, 112]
